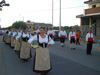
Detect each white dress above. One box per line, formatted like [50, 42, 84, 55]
[20, 32, 31, 60]
[11, 32, 17, 47]
[14, 31, 22, 51]
[28, 34, 54, 73]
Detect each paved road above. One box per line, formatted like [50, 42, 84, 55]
[0, 36, 100, 75]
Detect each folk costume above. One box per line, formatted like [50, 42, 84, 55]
[19, 32, 31, 60]
[47, 30, 54, 39]
[59, 30, 67, 46]
[69, 31, 76, 50]
[6, 31, 11, 44]
[14, 31, 22, 51]
[10, 31, 17, 48]
[28, 34, 55, 74]
[86, 32, 94, 55]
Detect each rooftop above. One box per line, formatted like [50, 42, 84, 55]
[84, 0, 100, 4]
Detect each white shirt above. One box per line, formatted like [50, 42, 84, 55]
[28, 34, 55, 45]
[8, 31, 11, 35]
[16, 31, 22, 39]
[69, 31, 76, 40]
[12, 32, 17, 36]
[36, 29, 40, 33]
[86, 33, 94, 41]
[22, 32, 30, 38]
[58, 30, 67, 37]
[47, 30, 54, 36]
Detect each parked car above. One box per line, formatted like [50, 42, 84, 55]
[0, 31, 3, 35]
[53, 30, 60, 41]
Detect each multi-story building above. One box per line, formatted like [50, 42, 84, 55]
[26, 21, 53, 31]
[76, 0, 100, 42]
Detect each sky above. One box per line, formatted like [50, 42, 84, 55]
[0, 0, 88, 28]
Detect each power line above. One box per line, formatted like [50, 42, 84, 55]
[4, 5, 86, 13]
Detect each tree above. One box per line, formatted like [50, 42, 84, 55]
[12, 21, 27, 29]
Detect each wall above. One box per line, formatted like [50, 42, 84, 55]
[96, 18, 100, 36]
[89, 3, 100, 8]
[27, 25, 33, 31]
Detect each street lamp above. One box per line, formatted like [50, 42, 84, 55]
[59, 0, 61, 31]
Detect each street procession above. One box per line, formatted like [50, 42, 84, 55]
[2, 26, 96, 75]
[0, 0, 100, 75]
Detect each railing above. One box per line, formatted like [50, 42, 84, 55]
[85, 7, 100, 15]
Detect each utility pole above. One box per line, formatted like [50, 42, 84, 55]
[59, 0, 61, 31]
[52, 0, 54, 26]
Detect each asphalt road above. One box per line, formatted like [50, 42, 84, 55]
[0, 36, 100, 75]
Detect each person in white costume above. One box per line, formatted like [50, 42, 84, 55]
[14, 28, 22, 51]
[69, 29, 76, 50]
[86, 28, 94, 55]
[10, 28, 17, 48]
[28, 27, 55, 75]
[47, 28, 54, 39]
[19, 28, 31, 61]
[59, 28, 67, 47]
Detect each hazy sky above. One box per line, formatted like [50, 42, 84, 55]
[0, 0, 88, 28]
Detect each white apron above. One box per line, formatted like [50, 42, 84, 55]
[6, 35, 11, 44]
[35, 46, 51, 71]
[11, 36, 15, 47]
[14, 40, 21, 51]
[20, 41, 31, 59]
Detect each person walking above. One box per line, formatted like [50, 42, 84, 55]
[86, 29, 94, 55]
[10, 28, 17, 48]
[69, 29, 76, 50]
[19, 28, 31, 61]
[14, 28, 22, 51]
[28, 27, 55, 75]
[6, 29, 11, 44]
[76, 30, 81, 45]
[47, 28, 54, 39]
[59, 28, 67, 47]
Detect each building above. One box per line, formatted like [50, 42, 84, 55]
[26, 21, 53, 31]
[76, 0, 100, 42]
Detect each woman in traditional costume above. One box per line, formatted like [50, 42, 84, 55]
[28, 27, 55, 75]
[6, 29, 11, 45]
[59, 28, 67, 47]
[10, 28, 17, 48]
[19, 28, 31, 61]
[14, 28, 22, 51]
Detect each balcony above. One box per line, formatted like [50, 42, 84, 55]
[85, 7, 100, 15]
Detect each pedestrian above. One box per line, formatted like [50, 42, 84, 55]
[69, 29, 76, 50]
[98, 40, 100, 52]
[47, 28, 54, 39]
[76, 30, 81, 45]
[6, 29, 11, 44]
[36, 27, 41, 34]
[28, 27, 55, 75]
[10, 28, 17, 48]
[14, 28, 22, 51]
[59, 28, 67, 47]
[86, 28, 94, 55]
[19, 28, 31, 61]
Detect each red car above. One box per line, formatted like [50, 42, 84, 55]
[0, 31, 3, 35]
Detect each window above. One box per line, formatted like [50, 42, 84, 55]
[92, 5, 96, 8]
[30, 26, 31, 28]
